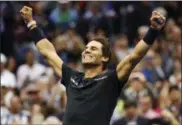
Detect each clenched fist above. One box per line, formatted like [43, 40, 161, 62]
[20, 6, 33, 24]
[150, 11, 166, 30]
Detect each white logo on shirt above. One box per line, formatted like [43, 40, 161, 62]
[71, 77, 78, 85]
[94, 76, 108, 81]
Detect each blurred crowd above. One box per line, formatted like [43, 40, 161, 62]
[0, 1, 181, 125]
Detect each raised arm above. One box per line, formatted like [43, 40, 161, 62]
[20, 6, 63, 77]
[117, 11, 166, 81]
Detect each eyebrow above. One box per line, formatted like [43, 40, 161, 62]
[85, 46, 98, 50]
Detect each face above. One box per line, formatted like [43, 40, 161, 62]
[1, 86, 8, 100]
[130, 79, 144, 92]
[139, 96, 151, 112]
[10, 96, 21, 113]
[82, 41, 106, 68]
[25, 50, 34, 65]
[0, 63, 5, 72]
[169, 89, 181, 102]
[125, 106, 137, 118]
[7, 57, 16, 72]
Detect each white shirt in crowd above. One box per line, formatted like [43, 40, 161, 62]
[1, 70, 16, 108]
[17, 63, 53, 88]
[1, 69, 16, 88]
[1, 110, 30, 125]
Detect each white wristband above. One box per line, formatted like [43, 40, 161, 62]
[27, 20, 36, 28]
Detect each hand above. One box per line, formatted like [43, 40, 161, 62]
[150, 11, 166, 30]
[20, 6, 33, 24]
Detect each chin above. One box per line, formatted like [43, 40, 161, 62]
[82, 62, 99, 68]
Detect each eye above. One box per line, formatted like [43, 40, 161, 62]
[84, 47, 88, 51]
[91, 47, 97, 51]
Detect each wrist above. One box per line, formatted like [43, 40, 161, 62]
[29, 24, 37, 30]
[27, 20, 36, 28]
[143, 27, 160, 45]
[29, 26, 45, 44]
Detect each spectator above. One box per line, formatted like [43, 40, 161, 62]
[20, 84, 43, 111]
[123, 72, 154, 102]
[42, 116, 62, 125]
[160, 83, 181, 124]
[138, 95, 160, 119]
[53, 35, 70, 63]
[49, 1, 79, 31]
[45, 80, 67, 112]
[82, 2, 109, 36]
[167, 85, 181, 121]
[112, 100, 150, 125]
[114, 34, 133, 61]
[16, 49, 53, 89]
[1, 82, 9, 119]
[6, 56, 17, 74]
[1, 53, 16, 108]
[169, 59, 181, 88]
[31, 103, 45, 124]
[1, 53, 16, 88]
[142, 50, 167, 83]
[1, 96, 30, 125]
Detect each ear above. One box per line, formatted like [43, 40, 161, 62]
[102, 56, 109, 62]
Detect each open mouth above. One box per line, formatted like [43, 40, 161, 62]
[84, 55, 93, 60]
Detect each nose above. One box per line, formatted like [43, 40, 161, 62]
[85, 48, 91, 53]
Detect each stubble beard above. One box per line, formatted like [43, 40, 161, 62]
[82, 62, 101, 69]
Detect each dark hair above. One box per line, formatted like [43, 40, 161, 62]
[169, 85, 180, 93]
[91, 35, 111, 70]
[124, 100, 137, 109]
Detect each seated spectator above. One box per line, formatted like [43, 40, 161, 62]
[1, 82, 9, 118]
[31, 103, 45, 124]
[169, 59, 181, 89]
[6, 56, 17, 74]
[44, 78, 67, 112]
[112, 100, 150, 125]
[123, 72, 154, 102]
[1, 95, 30, 125]
[160, 82, 181, 124]
[167, 85, 181, 122]
[16, 49, 53, 89]
[114, 34, 133, 61]
[138, 95, 160, 119]
[1, 53, 16, 89]
[1, 53, 16, 108]
[142, 50, 166, 83]
[49, 1, 78, 31]
[42, 116, 62, 125]
[20, 83, 43, 111]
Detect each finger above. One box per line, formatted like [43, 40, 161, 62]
[20, 7, 26, 13]
[24, 6, 32, 11]
[20, 10, 24, 15]
[20, 8, 24, 13]
[152, 11, 158, 16]
[161, 16, 166, 22]
[20, 10, 26, 15]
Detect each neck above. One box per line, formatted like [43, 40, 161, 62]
[142, 108, 150, 113]
[171, 100, 181, 106]
[27, 62, 34, 67]
[84, 65, 105, 79]
[11, 109, 19, 114]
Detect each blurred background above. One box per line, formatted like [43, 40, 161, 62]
[0, 1, 181, 125]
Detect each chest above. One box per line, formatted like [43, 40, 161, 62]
[67, 75, 111, 99]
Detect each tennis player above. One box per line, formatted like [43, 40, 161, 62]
[20, 6, 166, 125]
